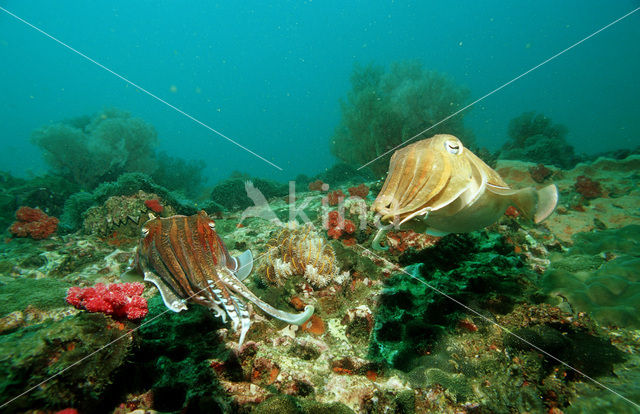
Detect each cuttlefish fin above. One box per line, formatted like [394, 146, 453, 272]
[143, 269, 188, 312]
[227, 249, 253, 281]
[488, 183, 558, 223]
[531, 184, 559, 223]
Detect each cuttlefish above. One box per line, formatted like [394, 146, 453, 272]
[371, 134, 558, 249]
[127, 210, 314, 345]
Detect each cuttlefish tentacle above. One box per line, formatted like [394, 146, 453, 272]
[218, 266, 314, 325]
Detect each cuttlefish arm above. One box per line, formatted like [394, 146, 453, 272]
[217, 266, 314, 326]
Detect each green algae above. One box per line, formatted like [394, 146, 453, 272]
[251, 394, 355, 414]
[0, 313, 132, 413]
[0, 277, 71, 317]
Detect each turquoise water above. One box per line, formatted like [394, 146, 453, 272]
[1, 1, 638, 182]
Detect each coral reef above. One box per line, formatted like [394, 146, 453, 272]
[66, 282, 148, 320]
[495, 155, 640, 242]
[327, 189, 346, 206]
[143, 198, 164, 213]
[31, 107, 158, 190]
[4, 148, 640, 413]
[307, 179, 327, 192]
[9, 206, 59, 240]
[331, 61, 474, 176]
[59, 173, 222, 233]
[262, 223, 348, 288]
[499, 111, 580, 168]
[82, 190, 175, 239]
[384, 230, 440, 256]
[0, 173, 78, 232]
[325, 210, 356, 242]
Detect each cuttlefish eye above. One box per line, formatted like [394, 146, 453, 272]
[141, 227, 149, 238]
[444, 140, 462, 155]
[208, 221, 216, 230]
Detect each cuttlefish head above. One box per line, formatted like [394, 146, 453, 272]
[372, 134, 492, 226]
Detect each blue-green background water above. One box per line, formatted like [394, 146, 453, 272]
[1, 1, 638, 184]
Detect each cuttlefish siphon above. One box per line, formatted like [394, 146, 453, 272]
[127, 210, 314, 345]
[371, 134, 558, 249]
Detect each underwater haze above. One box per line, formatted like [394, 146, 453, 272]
[1, 1, 639, 183]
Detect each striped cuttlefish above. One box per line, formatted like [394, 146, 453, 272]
[127, 210, 314, 345]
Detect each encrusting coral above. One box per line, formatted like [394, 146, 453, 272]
[262, 223, 349, 288]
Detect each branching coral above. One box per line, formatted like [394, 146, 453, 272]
[31, 107, 158, 190]
[262, 224, 348, 288]
[331, 61, 474, 176]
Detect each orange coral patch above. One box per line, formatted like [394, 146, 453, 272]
[289, 296, 306, 311]
[332, 366, 353, 375]
[268, 367, 280, 384]
[301, 315, 325, 335]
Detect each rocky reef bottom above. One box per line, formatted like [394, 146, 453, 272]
[1, 155, 640, 413]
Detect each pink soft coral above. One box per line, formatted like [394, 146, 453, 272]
[66, 282, 148, 320]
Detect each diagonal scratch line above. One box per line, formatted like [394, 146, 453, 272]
[358, 6, 640, 171]
[0, 6, 283, 171]
[356, 243, 640, 409]
[0, 248, 271, 410]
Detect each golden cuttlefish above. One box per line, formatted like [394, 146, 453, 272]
[371, 134, 558, 249]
